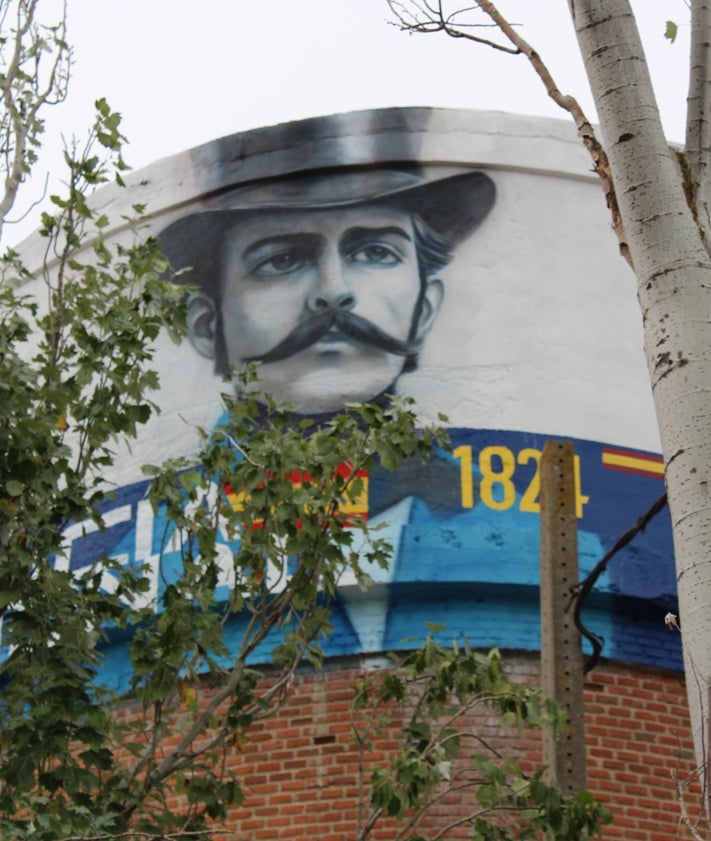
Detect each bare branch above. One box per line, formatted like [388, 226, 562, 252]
[388, 0, 631, 265]
[674, 762, 707, 841]
[59, 832, 212, 841]
[387, 0, 520, 53]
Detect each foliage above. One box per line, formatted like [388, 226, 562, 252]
[0, 95, 184, 838]
[0, 86, 449, 836]
[0, 139, 447, 837]
[114, 384, 447, 836]
[354, 635, 612, 840]
[0, 0, 71, 241]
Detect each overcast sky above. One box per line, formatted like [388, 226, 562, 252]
[7, 0, 691, 245]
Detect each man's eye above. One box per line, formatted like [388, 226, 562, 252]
[350, 244, 402, 266]
[252, 251, 305, 277]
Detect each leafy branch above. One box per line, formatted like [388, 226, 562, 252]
[0, 0, 70, 241]
[353, 636, 611, 840]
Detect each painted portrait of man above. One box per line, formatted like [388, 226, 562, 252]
[157, 168, 496, 414]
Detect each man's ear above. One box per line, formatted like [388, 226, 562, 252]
[187, 293, 218, 359]
[415, 278, 444, 339]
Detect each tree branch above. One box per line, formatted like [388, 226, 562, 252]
[388, 0, 631, 264]
[0, 0, 70, 243]
[388, 0, 520, 53]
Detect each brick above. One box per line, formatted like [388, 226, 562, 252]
[105, 653, 700, 841]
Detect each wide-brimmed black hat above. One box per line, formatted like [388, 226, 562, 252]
[158, 168, 495, 295]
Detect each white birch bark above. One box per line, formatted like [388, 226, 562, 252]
[570, 0, 711, 779]
[686, 0, 711, 242]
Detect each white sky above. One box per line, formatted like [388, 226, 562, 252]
[7, 0, 692, 246]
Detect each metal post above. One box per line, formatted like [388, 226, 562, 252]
[539, 439, 586, 793]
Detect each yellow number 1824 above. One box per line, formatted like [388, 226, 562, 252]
[452, 445, 589, 518]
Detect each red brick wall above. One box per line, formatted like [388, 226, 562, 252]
[585, 665, 700, 840]
[159, 652, 700, 840]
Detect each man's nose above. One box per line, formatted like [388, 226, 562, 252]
[307, 250, 355, 311]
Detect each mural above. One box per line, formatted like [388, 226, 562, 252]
[9, 108, 682, 688]
[156, 169, 495, 414]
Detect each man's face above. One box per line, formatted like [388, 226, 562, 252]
[209, 205, 441, 412]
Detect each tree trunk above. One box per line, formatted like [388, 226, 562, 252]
[570, 0, 711, 784]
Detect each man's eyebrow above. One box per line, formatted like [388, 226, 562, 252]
[340, 226, 413, 250]
[241, 232, 322, 260]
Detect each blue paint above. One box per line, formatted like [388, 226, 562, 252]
[48, 428, 679, 693]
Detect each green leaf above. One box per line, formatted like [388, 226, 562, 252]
[664, 20, 678, 43]
[5, 479, 23, 496]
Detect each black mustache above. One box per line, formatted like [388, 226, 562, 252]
[243, 309, 422, 364]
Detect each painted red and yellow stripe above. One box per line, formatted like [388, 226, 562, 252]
[601, 446, 664, 479]
[224, 462, 369, 528]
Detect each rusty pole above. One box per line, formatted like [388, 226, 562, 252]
[539, 439, 586, 793]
